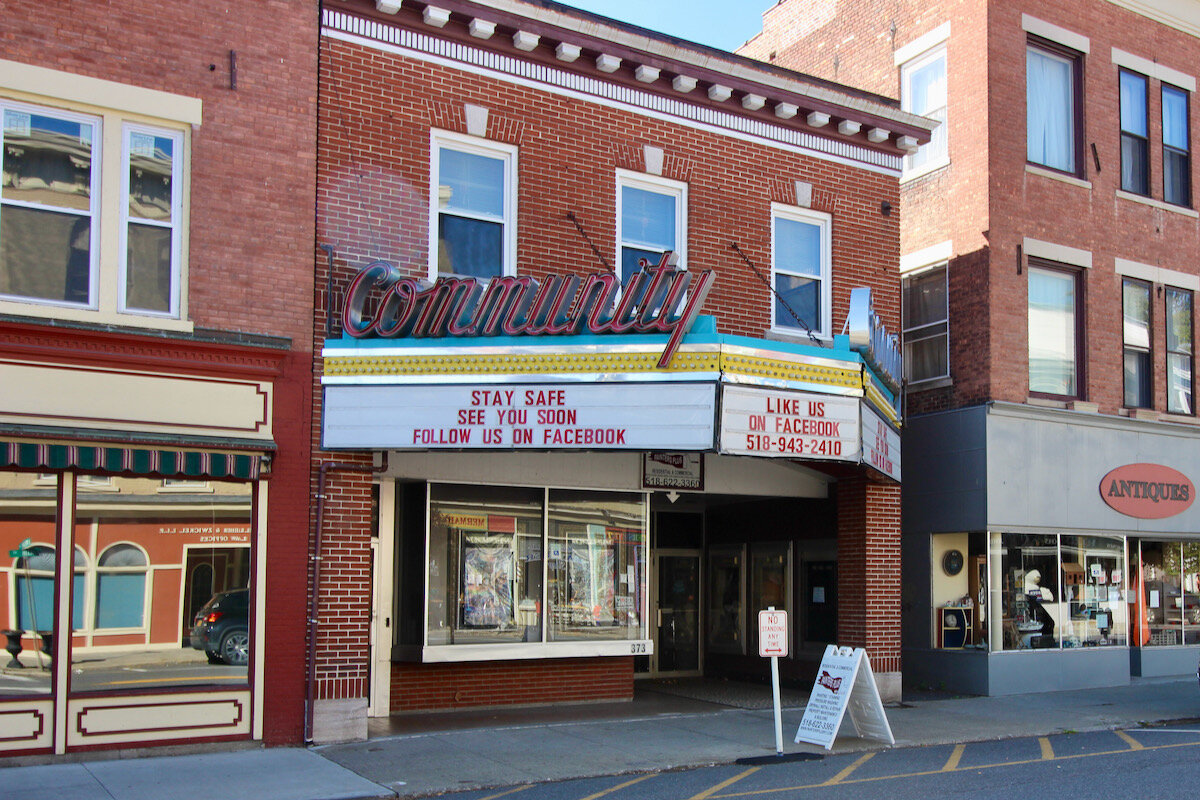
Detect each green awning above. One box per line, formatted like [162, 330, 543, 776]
[0, 440, 265, 480]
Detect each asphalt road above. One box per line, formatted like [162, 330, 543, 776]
[428, 722, 1200, 800]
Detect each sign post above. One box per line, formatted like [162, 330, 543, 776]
[795, 644, 894, 750]
[758, 607, 788, 755]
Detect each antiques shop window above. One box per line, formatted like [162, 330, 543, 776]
[1119, 70, 1150, 195]
[992, 532, 1061, 651]
[0, 95, 190, 326]
[1122, 278, 1152, 409]
[1058, 535, 1126, 647]
[431, 130, 516, 280]
[771, 204, 831, 339]
[1135, 540, 1200, 646]
[1166, 287, 1193, 415]
[902, 264, 949, 384]
[1162, 84, 1191, 206]
[1028, 262, 1084, 398]
[1026, 38, 1082, 176]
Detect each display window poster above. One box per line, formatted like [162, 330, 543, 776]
[460, 533, 515, 629]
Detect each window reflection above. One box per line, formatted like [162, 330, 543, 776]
[546, 491, 645, 642]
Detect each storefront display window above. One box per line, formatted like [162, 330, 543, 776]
[425, 484, 648, 655]
[2, 471, 255, 694]
[1137, 540, 1200, 647]
[750, 542, 789, 653]
[1058, 535, 1126, 647]
[992, 532, 1060, 650]
[989, 532, 1128, 651]
[707, 545, 744, 654]
[547, 491, 644, 642]
[428, 485, 543, 645]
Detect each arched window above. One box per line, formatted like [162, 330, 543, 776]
[94, 543, 147, 629]
[14, 545, 54, 632]
[13, 545, 88, 631]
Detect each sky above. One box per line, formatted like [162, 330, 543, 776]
[557, 1, 775, 53]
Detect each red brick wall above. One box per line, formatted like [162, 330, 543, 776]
[758, 0, 1200, 419]
[315, 3, 905, 712]
[835, 475, 902, 673]
[316, 38, 902, 337]
[389, 658, 633, 713]
[3, 1, 318, 745]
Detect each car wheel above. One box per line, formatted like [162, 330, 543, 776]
[220, 629, 249, 667]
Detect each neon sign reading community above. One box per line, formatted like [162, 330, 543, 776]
[342, 253, 714, 368]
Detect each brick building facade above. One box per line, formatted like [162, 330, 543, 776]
[312, 0, 933, 741]
[0, 2, 316, 753]
[750, 0, 1200, 693]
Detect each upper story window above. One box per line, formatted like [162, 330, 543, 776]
[901, 43, 948, 176]
[1163, 85, 1191, 207]
[2, 104, 98, 308]
[1119, 70, 1150, 195]
[1122, 278, 1152, 408]
[1027, 39, 1082, 176]
[1, 102, 184, 319]
[0, 61, 199, 330]
[122, 127, 182, 314]
[1028, 262, 1083, 398]
[771, 204, 831, 339]
[431, 130, 517, 280]
[616, 170, 686, 285]
[1166, 287, 1194, 415]
[902, 264, 949, 384]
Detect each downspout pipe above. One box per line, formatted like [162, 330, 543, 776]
[305, 453, 388, 744]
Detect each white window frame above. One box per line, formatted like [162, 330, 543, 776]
[0, 100, 101, 310]
[119, 123, 184, 317]
[615, 169, 687, 278]
[428, 129, 518, 281]
[900, 42, 949, 179]
[0, 64, 195, 331]
[770, 203, 832, 340]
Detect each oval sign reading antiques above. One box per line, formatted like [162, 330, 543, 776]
[1100, 463, 1195, 519]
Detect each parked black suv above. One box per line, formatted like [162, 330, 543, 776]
[190, 589, 250, 666]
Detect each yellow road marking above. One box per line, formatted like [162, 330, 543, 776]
[1038, 737, 1054, 760]
[941, 744, 965, 771]
[686, 767, 761, 800]
[101, 676, 245, 686]
[710, 739, 1200, 798]
[478, 785, 534, 800]
[1115, 729, 1144, 751]
[578, 774, 655, 800]
[823, 752, 874, 785]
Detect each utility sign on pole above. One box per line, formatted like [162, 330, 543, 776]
[758, 609, 788, 657]
[758, 608, 788, 755]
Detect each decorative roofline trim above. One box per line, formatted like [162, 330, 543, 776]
[323, 10, 902, 175]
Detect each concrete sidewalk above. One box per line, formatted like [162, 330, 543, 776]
[3, 677, 1198, 800]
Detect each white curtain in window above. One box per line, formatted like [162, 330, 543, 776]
[1026, 48, 1074, 172]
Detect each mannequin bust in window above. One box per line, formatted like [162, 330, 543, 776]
[1024, 569, 1056, 645]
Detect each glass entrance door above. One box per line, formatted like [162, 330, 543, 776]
[653, 551, 701, 675]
